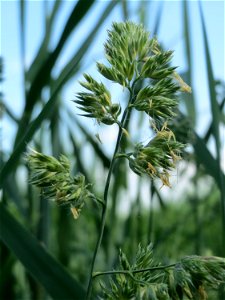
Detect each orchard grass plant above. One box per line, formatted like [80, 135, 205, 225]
[27, 22, 225, 299]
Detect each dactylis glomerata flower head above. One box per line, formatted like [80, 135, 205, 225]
[74, 21, 191, 187]
[101, 245, 225, 300]
[128, 128, 184, 187]
[75, 74, 121, 125]
[27, 149, 94, 219]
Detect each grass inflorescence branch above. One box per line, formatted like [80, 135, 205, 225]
[93, 263, 177, 279]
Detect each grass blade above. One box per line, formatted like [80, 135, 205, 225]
[198, 2, 221, 154]
[182, 0, 196, 123]
[68, 130, 90, 181]
[193, 133, 225, 192]
[0, 203, 86, 299]
[74, 117, 110, 169]
[54, 0, 118, 91]
[26, 0, 63, 82]
[152, 1, 164, 36]
[19, 0, 26, 77]
[121, 0, 128, 20]
[50, 100, 63, 157]
[0, 87, 61, 187]
[4, 177, 27, 218]
[198, 1, 225, 254]
[14, 0, 95, 147]
[204, 97, 225, 143]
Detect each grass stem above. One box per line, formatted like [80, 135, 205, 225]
[85, 84, 136, 299]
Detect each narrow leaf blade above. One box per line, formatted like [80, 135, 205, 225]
[0, 203, 86, 299]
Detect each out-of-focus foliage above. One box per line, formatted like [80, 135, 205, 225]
[0, 1, 224, 299]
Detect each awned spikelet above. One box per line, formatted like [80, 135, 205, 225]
[127, 129, 184, 187]
[27, 149, 94, 219]
[100, 245, 225, 300]
[74, 73, 121, 125]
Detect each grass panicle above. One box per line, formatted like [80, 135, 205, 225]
[100, 245, 225, 300]
[27, 149, 94, 219]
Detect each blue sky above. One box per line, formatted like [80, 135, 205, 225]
[1, 0, 224, 155]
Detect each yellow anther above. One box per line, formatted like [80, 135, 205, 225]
[173, 72, 192, 93]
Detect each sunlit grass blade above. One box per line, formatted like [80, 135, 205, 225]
[182, 0, 196, 123]
[55, 0, 95, 51]
[198, 1, 225, 254]
[198, 2, 221, 154]
[54, 0, 118, 91]
[152, 1, 164, 36]
[26, 0, 63, 82]
[68, 130, 90, 181]
[74, 117, 110, 169]
[122, 201, 137, 259]
[14, 0, 95, 147]
[0, 86, 62, 187]
[50, 100, 63, 157]
[36, 195, 50, 247]
[3, 102, 19, 123]
[107, 159, 128, 265]
[204, 98, 225, 143]
[122, 0, 128, 20]
[0, 203, 86, 299]
[193, 133, 225, 192]
[19, 0, 26, 78]
[4, 177, 27, 218]
[66, 108, 110, 169]
[183, 1, 191, 78]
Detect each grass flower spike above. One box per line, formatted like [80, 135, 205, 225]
[99, 22, 151, 85]
[27, 149, 94, 219]
[75, 74, 121, 125]
[75, 21, 190, 188]
[100, 245, 225, 300]
[132, 78, 180, 123]
[128, 129, 184, 187]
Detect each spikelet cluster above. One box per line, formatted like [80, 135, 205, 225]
[101, 245, 225, 300]
[128, 128, 184, 187]
[27, 149, 94, 219]
[74, 21, 191, 187]
[75, 74, 121, 125]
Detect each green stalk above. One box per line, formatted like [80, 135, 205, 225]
[86, 84, 136, 300]
[92, 263, 176, 279]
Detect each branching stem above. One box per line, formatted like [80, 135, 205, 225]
[86, 83, 136, 300]
[92, 263, 176, 279]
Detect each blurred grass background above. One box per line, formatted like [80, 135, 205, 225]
[0, 0, 224, 299]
